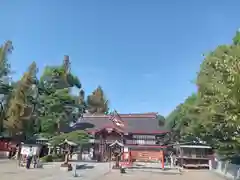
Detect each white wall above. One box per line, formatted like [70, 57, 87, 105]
[211, 158, 240, 180]
[0, 151, 9, 158]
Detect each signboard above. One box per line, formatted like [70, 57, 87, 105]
[20, 146, 38, 156]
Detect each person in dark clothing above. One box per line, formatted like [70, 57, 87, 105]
[33, 155, 37, 168]
[26, 146, 33, 169]
[8, 149, 12, 159]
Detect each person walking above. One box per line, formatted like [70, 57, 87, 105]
[26, 146, 33, 169]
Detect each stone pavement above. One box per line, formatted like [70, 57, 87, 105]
[0, 160, 227, 180]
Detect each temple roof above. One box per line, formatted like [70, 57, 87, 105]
[62, 113, 169, 135]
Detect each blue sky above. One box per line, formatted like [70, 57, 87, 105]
[1, 0, 240, 116]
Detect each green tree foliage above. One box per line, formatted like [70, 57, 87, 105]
[167, 30, 240, 159]
[40, 55, 81, 90]
[0, 41, 13, 134]
[37, 56, 84, 137]
[50, 130, 90, 146]
[157, 114, 165, 126]
[5, 62, 38, 135]
[0, 41, 12, 78]
[233, 30, 240, 45]
[38, 88, 76, 136]
[50, 130, 90, 164]
[78, 89, 86, 115]
[0, 41, 110, 145]
[195, 42, 240, 158]
[165, 94, 202, 142]
[86, 86, 109, 114]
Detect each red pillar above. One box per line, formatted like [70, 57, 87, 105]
[128, 151, 131, 164]
[161, 150, 164, 169]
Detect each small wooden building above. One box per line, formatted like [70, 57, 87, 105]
[174, 142, 213, 168]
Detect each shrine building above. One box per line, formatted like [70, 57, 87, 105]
[64, 112, 170, 163]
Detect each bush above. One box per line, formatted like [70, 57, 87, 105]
[41, 154, 65, 162]
[52, 154, 65, 162]
[41, 155, 53, 162]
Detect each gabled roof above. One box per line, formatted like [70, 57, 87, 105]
[59, 139, 78, 146]
[62, 113, 169, 134]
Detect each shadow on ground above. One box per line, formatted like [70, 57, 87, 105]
[76, 164, 95, 170]
[128, 165, 172, 171]
[126, 169, 181, 175]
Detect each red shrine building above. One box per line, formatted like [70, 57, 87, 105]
[67, 113, 170, 164]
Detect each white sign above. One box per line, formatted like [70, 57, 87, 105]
[124, 147, 129, 152]
[20, 146, 38, 156]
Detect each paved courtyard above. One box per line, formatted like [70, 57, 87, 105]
[104, 169, 226, 180]
[0, 160, 226, 180]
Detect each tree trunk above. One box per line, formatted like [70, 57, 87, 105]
[79, 146, 82, 160]
[57, 119, 60, 135]
[0, 102, 5, 134]
[53, 147, 56, 155]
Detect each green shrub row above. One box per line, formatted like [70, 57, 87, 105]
[40, 154, 65, 162]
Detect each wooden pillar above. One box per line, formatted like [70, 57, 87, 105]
[100, 134, 104, 161]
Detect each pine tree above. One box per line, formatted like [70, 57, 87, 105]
[37, 56, 84, 136]
[0, 41, 13, 134]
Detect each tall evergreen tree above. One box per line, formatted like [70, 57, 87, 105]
[0, 41, 13, 134]
[37, 56, 84, 137]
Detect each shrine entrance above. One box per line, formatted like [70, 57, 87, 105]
[94, 127, 123, 162]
